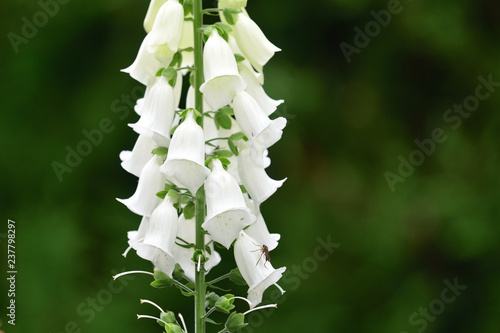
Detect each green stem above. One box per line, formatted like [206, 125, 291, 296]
[194, 0, 206, 331]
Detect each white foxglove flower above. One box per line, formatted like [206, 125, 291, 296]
[218, 0, 247, 9]
[123, 216, 150, 257]
[234, 231, 285, 307]
[202, 159, 255, 249]
[143, 0, 167, 33]
[130, 76, 175, 146]
[172, 215, 221, 281]
[238, 61, 283, 116]
[200, 31, 246, 111]
[173, 71, 183, 109]
[120, 133, 157, 177]
[117, 155, 165, 217]
[227, 36, 263, 85]
[136, 197, 179, 277]
[122, 34, 161, 87]
[147, 0, 184, 66]
[216, 117, 243, 183]
[232, 91, 286, 149]
[178, 15, 194, 71]
[160, 111, 210, 195]
[186, 85, 217, 154]
[233, 13, 281, 72]
[244, 196, 280, 251]
[238, 142, 286, 205]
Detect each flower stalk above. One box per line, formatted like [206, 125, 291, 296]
[193, 0, 206, 331]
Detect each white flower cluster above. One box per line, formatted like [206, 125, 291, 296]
[118, 0, 286, 308]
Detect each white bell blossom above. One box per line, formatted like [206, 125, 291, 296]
[202, 159, 255, 249]
[231, 91, 286, 149]
[143, 0, 167, 33]
[122, 33, 161, 87]
[233, 13, 281, 72]
[120, 133, 157, 177]
[186, 86, 218, 154]
[178, 15, 195, 71]
[200, 30, 246, 111]
[136, 197, 179, 278]
[160, 111, 210, 195]
[117, 155, 165, 217]
[238, 141, 286, 205]
[125, 216, 150, 257]
[172, 215, 221, 282]
[147, 0, 184, 66]
[244, 196, 280, 251]
[238, 61, 283, 116]
[130, 76, 176, 146]
[234, 231, 285, 308]
[218, 0, 247, 9]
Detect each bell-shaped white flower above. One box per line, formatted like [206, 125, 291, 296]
[216, 117, 243, 183]
[122, 34, 161, 87]
[143, 0, 167, 33]
[117, 155, 166, 217]
[173, 71, 183, 109]
[232, 91, 286, 149]
[120, 133, 157, 177]
[233, 13, 281, 72]
[244, 196, 280, 251]
[147, 0, 184, 66]
[186, 85, 217, 154]
[238, 142, 286, 205]
[129, 76, 175, 146]
[178, 15, 194, 71]
[135, 197, 179, 277]
[160, 111, 210, 195]
[238, 61, 283, 116]
[227, 35, 263, 85]
[200, 30, 246, 111]
[172, 215, 221, 281]
[123, 216, 150, 257]
[218, 0, 247, 9]
[234, 231, 285, 307]
[202, 159, 255, 249]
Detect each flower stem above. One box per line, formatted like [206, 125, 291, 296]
[194, 0, 206, 331]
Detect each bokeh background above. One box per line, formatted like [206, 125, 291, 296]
[1, 0, 500, 332]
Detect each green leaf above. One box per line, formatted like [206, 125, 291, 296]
[183, 201, 195, 220]
[229, 132, 246, 141]
[175, 242, 196, 249]
[225, 312, 248, 332]
[205, 244, 212, 255]
[219, 106, 234, 116]
[162, 67, 177, 80]
[160, 311, 178, 325]
[177, 286, 196, 297]
[168, 189, 180, 199]
[228, 139, 238, 156]
[205, 156, 214, 168]
[152, 146, 169, 156]
[202, 317, 221, 325]
[206, 292, 220, 308]
[215, 150, 233, 157]
[156, 190, 168, 199]
[151, 278, 174, 288]
[223, 9, 235, 25]
[156, 67, 166, 76]
[170, 124, 179, 135]
[239, 185, 247, 194]
[215, 22, 233, 32]
[229, 268, 247, 286]
[218, 156, 231, 165]
[234, 54, 246, 62]
[165, 183, 177, 191]
[166, 323, 185, 333]
[180, 195, 191, 205]
[215, 295, 235, 314]
[172, 264, 185, 281]
[215, 111, 232, 129]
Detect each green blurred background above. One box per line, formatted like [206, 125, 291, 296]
[1, 0, 500, 332]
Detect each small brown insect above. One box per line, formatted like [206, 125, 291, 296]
[252, 244, 270, 268]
